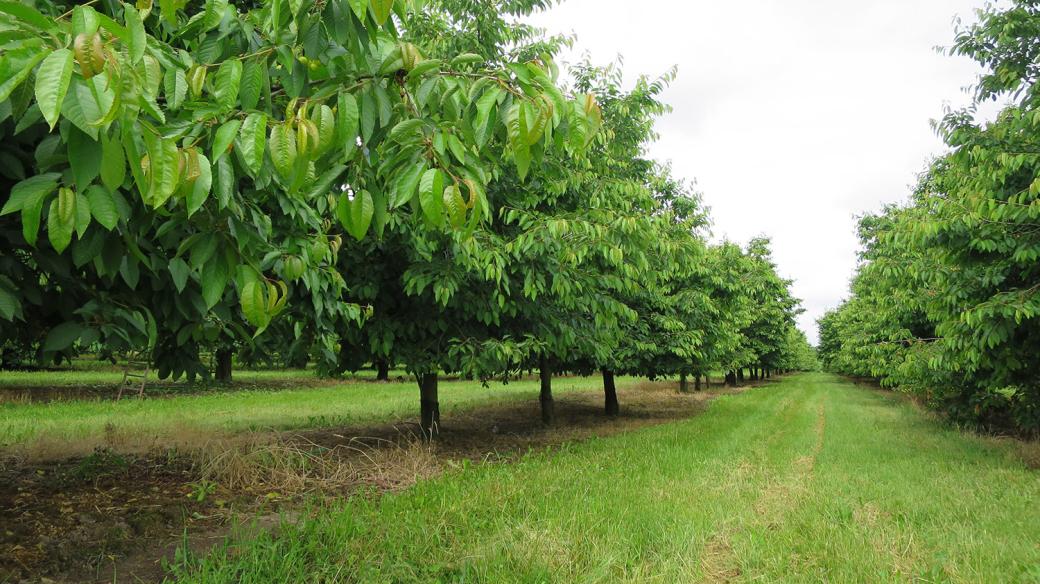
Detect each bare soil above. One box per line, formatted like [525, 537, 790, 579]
[0, 379, 769, 583]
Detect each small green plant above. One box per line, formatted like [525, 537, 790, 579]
[187, 480, 217, 503]
[72, 447, 128, 480]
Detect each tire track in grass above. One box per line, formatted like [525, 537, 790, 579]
[694, 382, 815, 577]
[696, 382, 826, 582]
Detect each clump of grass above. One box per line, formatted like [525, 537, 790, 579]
[193, 432, 442, 497]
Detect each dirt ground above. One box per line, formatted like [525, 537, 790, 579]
[0, 379, 767, 583]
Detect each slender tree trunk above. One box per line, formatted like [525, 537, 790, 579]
[418, 373, 440, 439]
[694, 375, 702, 392]
[376, 359, 390, 381]
[602, 368, 619, 416]
[215, 348, 233, 383]
[539, 356, 555, 425]
[765, 368, 771, 379]
[679, 373, 689, 393]
[725, 371, 737, 387]
[737, 368, 745, 383]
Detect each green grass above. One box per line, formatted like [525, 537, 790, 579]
[0, 364, 395, 388]
[0, 375, 621, 454]
[168, 373, 1040, 583]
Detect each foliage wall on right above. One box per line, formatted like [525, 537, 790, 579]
[818, 0, 1040, 435]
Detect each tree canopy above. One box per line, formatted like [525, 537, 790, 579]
[2, 0, 812, 436]
[819, 0, 1040, 435]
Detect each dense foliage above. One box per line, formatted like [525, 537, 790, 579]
[819, 0, 1040, 435]
[1, 0, 811, 435]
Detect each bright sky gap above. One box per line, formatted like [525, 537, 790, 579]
[530, 0, 1000, 343]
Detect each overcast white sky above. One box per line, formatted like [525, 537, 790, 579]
[528, 0, 999, 343]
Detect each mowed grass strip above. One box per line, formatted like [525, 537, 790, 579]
[0, 376, 615, 456]
[168, 373, 1040, 583]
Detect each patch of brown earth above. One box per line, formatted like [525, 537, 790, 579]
[0, 380, 762, 584]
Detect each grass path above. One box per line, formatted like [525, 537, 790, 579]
[169, 373, 1040, 583]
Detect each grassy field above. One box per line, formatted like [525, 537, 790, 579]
[167, 373, 1040, 583]
[0, 374, 631, 456]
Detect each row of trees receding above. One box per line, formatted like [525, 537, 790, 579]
[0, 0, 814, 437]
[819, 0, 1040, 436]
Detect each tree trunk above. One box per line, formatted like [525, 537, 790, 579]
[215, 348, 233, 383]
[766, 368, 771, 379]
[602, 368, 619, 416]
[418, 373, 440, 439]
[737, 368, 745, 383]
[679, 373, 689, 393]
[539, 356, 555, 425]
[376, 359, 390, 381]
[725, 371, 737, 387]
[695, 375, 702, 392]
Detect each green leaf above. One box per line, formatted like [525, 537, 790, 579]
[21, 188, 46, 246]
[338, 92, 359, 159]
[0, 1, 58, 31]
[47, 190, 77, 253]
[186, 153, 212, 217]
[34, 49, 74, 131]
[212, 119, 241, 162]
[169, 257, 190, 293]
[306, 165, 346, 199]
[419, 168, 445, 227]
[514, 144, 531, 181]
[238, 113, 267, 177]
[213, 59, 243, 111]
[240, 279, 269, 330]
[145, 137, 180, 207]
[1, 173, 59, 216]
[474, 86, 501, 147]
[389, 118, 424, 142]
[269, 123, 297, 179]
[349, 189, 374, 240]
[214, 155, 235, 208]
[406, 59, 442, 80]
[240, 60, 264, 111]
[371, 188, 387, 238]
[451, 53, 484, 67]
[0, 285, 19, 321]
[360, 87, 376, 143]
[75, 191, 91, 237]
[125, 4, 147, 64]
[347, 0, 367, 20]
[312, 104, 336, 154]
[370, 0, 393, 24]
[201, 253, 229, 309]
[443, 183, 466, 228]
[0, 49, 45, 104]
[71, 5, 99, 35]
[68, 127, 102, 190]
[86, 185, 119, 230]
[391, 162, 425, 209]
[100, 132, 126, 190]
[43, 322, 85, 352]
[163, 68, 188, 111]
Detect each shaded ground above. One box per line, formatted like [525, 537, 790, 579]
[0, 376, 358, 405]
[0, 379, 759, 583]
